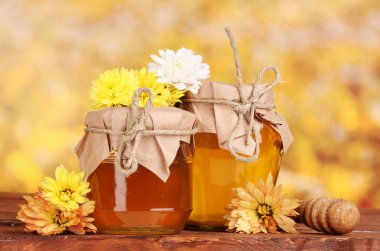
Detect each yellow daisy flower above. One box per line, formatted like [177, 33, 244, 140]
[167, 85, 186, 106]
[135, 68, 185, 107]
[90, 68, 139, 109]
[224, 174, 300, 234]
[90, 67, 184, 109]
[40, 164, 91, 211]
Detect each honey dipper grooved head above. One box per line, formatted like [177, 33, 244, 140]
[327, 200, 360, 234]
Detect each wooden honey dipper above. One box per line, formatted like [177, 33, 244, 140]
[296, 198, 360, 235]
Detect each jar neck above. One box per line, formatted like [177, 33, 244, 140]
[102, 150, 117, 164]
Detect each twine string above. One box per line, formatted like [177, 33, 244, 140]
[114, 87, 154, 176]
[225, 26, 246, 102]
[183, 27, 282, 162]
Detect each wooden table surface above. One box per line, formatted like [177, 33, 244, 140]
[1, 192, 380, 251]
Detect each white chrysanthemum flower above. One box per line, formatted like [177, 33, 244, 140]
[147, 48, 210, 94]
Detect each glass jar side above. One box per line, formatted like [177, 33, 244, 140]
[187, 122, 282, 230]
[88, 142, 193, 235]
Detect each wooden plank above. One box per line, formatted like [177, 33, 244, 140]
[1, 193, 380, 251]
[1, 225, 380, 251]
[0, 193, 28, 216]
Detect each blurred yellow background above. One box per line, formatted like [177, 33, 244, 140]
[1, 0, 380, 207]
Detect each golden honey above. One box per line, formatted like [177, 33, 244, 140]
[88, 142, 193, 234]
[187, 122, 282, 229]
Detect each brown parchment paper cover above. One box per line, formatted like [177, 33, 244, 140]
[182, 81, 293, 156]
[75, 107, 197, 182]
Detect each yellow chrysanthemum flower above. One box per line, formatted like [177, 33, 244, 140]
[40, 164, 91, 211]
[90, 67, 184, 109]
[134, 68, 185, 107]
[224, 174, 300, 234]
[90, 68, 139, 109]
[167, 85, 186, 106]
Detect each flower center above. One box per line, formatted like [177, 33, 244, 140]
[54, 210, 68, 226]
[257, 204, 272, 219]
[175, 60, 185, 70]
[59, 188, 73, 201]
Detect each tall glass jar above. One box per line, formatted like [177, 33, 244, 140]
[186, 121, 283, 230]
[87, 142, 193, 235]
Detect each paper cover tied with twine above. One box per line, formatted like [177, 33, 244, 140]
[183, 80, 293, 157]
[182, 27, 293, 161]
[75, 89, 197, 182]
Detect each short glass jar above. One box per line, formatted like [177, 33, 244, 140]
[88, 142, 193, 235]
[187, 121, 283, 230]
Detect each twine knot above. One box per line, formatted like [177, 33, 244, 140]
[224, 26, 281, 162]
[122, 116, 145, 141]
[233, 102, 252, 114]
[114, 87, 154, 176]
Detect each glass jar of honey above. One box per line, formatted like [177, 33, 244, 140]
[182, 79, 293, 230]
[186, 122, 283, 230]
[87, 142, 193, 235]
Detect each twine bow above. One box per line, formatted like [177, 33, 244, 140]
[184, 27, 282, 162]
[85, 87, 197, 176]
